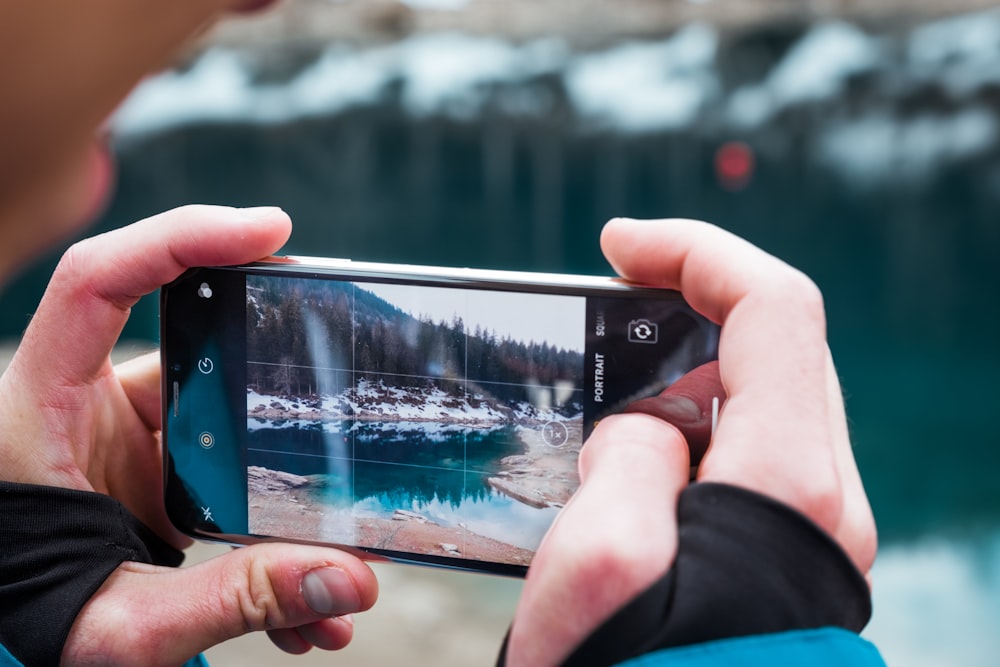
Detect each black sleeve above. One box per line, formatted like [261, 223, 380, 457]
[497, 482, 871, 667]
[0, 481, 184, 667]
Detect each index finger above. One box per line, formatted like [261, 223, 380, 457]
[600, 218, 844, 532]
[18, 205, 291, 386]
[601, 217, 830, 431]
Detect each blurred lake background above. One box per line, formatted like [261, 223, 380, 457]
[3, 0, 999, 664]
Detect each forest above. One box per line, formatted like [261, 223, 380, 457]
[246, 275, 584, 408]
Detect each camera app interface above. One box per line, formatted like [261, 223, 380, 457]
[243, 275, 716, 566]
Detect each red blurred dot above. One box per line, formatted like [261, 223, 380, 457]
[715, 141, 755, 191]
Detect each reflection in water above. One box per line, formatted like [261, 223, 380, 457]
[866, 533, 1000, 667]
[248, 420, 524, 478]
[248, 423, 556, 550]
[354, 487, 559, 551]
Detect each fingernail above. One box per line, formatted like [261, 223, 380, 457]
[627, 395, 702, 424]
[658, 395, 701, 422]
[238, 206, 285, 221]
[302, 567, 361, 616]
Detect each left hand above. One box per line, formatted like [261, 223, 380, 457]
[0, 205, 290, 543]
[1, 206, 382, 665]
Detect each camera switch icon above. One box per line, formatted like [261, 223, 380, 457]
[628, 319, 658, 344]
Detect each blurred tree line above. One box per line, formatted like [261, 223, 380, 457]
[246, 275, 583, 408]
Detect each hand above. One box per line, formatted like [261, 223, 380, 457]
[505, 218, 878, 666]
[0, 205, 379, 665]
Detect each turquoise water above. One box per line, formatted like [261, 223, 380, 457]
[248, 422, 560, 550]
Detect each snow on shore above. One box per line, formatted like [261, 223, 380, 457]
[247, 378, 580, 430]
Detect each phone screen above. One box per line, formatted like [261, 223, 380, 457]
[163, 263, 718, 576]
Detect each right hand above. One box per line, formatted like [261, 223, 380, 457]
[505, 217, 878, 666]
[602, 217, 877, 564]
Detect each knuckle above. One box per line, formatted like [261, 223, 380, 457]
[562, 514, 668, 597]
[237, 561, 285, 632]
[574, 537, 663, 604]
[774, 268, 825, 317]
[54, 237, 95, 284]
[746, 266, 828, 349]
[789, 271, 825, 314]
[782, 459, 845, 537]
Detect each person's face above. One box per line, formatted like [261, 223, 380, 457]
[0, 0, 275, 282]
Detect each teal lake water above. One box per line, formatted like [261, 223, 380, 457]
[248, 422, 560, 550]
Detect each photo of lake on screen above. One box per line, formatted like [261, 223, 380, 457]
[244, 274, 585, 564]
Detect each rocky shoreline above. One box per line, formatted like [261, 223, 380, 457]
[248, 466, 537, 564]
[247, 415, 582, 561]
[486, 423, 581, 510]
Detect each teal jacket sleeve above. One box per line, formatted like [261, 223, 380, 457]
[615, 628, 885, 667]
[1, 643, 210, 667]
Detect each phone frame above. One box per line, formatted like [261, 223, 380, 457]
[161, 256, 718, 577]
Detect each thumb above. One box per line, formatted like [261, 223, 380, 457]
[623, 361, 727, 466]
[63, 543, 378, 666]
[506, 413, 690, 667]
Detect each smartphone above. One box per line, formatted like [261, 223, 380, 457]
[161, 257, 719, 577]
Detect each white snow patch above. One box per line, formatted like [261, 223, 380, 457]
[908, 10, 1000, 95]
[565, 24, 719, 132]
[728, 22, 880, 128]
[818, 107, 998, 185]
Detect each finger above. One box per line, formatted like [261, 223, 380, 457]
[824, 353, 878, 576]
[623, 361, 726, 466]
[115, 351, 162, 432]
[601, 220, 837, 515]
[601, 218, 874, 571]
[601, 219, 829, 422]
[265, 618, 357, 655]
[63, 544, 377, 667]
[18, 205, 290, 387]
[115, 357, 193, 550]
[110, 352, 186, 545]
[507, 413, 689, 667]
[290, 616, 355, 652]
[266, 627, 312, 656]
